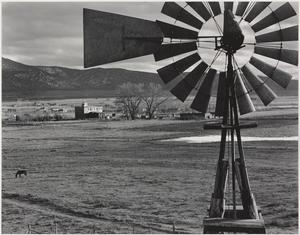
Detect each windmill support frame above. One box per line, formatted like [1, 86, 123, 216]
[203, 51, 266, 234]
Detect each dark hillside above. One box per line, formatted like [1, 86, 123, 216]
[2, 57, 298, 100]
[2, 58, 161, 100]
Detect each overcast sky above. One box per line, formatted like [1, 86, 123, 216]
[2, 1, 298, 77]
[2, 2, 164, 71]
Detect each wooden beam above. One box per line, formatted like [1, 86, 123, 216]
[209, 159, 229, 217]
[203, 217, 266, 234]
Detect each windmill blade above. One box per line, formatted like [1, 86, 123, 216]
[235, 2, 249, 16]
[224, 2, 233, 12]
[161, 2, 203, 29]
[83, 8, 163, 68]
[255, 26, 298, 43]
[171, 61, 208, 102]
[241, 65, 277, 106]
[215, 72, 226, 116]
[156, 20, 198, 39]
[249, 56, 293, 88]
[157, 53, 201, 84]
[208, 2, 222, 16]
[251, 3, 296, 33]
[191, 69, 217, 112]
[244, 2, 271, 23]
[154, 42, 197, 61]
[187, 2, 211, 21]
[235, 72, 255, 115]
[254, 46, 298, 66]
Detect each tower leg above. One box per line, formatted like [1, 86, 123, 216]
[231, 87, 259, 219]
[209, 85, 230, 218]
[209, 159, 229, 217]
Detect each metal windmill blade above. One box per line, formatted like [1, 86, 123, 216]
[235, 71, 256, 115]
[161, 2, 203, 29]
[244, 2, 271, 23]
[171, 61, 208, 102]
[251, 3, 296, 33]
[235, 2, 249, 16]
[215, 72, 226, 116]
[190, 69, 218, 113]
[187, 2, 211, 21]
[238, 2, 298, 108]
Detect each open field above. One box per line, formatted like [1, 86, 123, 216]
[2, 98, 298, 234]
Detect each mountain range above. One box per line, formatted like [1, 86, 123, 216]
[2, 57, 298, 101]
[2, 57, 162, 100]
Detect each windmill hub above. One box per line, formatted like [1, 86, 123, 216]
[221, 10, 244, 53]
[197, 14, 255, 72]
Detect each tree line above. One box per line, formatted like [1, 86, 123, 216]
[115, 82, 168, 120]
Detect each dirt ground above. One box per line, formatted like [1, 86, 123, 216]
[2, 108, 298, 234]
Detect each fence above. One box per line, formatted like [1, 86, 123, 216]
[25, 219, 179, 234]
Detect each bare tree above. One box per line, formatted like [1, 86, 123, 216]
[115, 82, 143, 120]
[141, 83, 168, 119]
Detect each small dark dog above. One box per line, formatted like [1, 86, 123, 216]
[15, 170, 27, 178]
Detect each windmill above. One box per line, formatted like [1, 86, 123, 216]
[83, 1, 298, 233]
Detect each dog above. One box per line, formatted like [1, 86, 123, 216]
[15, 170, 27, 178]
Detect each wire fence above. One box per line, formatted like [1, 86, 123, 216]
[26, 223, 99, 234]
[25, 219, 179, 234]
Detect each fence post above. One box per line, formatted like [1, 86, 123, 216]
[172, 221, 176, 233]
[55, 221, 57, 234]
[27, 224, 31, 234]
[52, 215, 58, 234]
[132, 224, 135, 234]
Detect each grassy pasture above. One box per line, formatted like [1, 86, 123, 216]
[2, 100, 298, 233]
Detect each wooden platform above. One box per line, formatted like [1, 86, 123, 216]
[203, 205, 266, 234]
[203, 121, 257, 130]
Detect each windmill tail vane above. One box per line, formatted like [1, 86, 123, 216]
[83, 1, 298, 234]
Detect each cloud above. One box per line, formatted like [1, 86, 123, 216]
[2, 2, 163, 69]
[2, 1, 298, 75]
[4, 37, 82, 67]
[99, 55, 168, 73]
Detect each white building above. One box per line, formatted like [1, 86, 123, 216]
[75, 102, 103, 119]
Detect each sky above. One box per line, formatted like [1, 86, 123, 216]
[2, 1, 299, 77]
[2, 2, 164, 71]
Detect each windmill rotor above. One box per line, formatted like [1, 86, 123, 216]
[152, 1, 298, 116]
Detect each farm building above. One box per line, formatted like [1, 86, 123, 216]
[179, 112, 205, 120]
[205, 112, 216, 119]
[75, 102, 104, 119]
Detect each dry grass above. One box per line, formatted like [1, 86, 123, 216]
[2, 100, 298, 234]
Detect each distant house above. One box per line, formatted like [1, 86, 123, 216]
[205, 112, 215, 119]
[75, 102, 104, 119]
[102, 104, 118, 119]
[6, 108, 16, 113]
[179, 112, 205, 120]
[51, 108, 64, 112]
